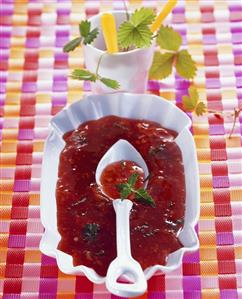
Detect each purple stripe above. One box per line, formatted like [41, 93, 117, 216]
[183, 276, 201, 291]
[26, 38, 40, 48]
[231, 33, 242, 44]
[236, 76, 242, 88]
[39, 279, 58, 294]
[220, 290, 238, 299]
[14, 180, 31, 192]
[51, 94, 67, 105]
[183, 291, 202, 299]
[22, 82, 37, 93]
[206, 78, 221, 89]
[209, 125, 225, 135]
[147, 292, 166, 299]
[0, 31, 11, 38]
[52, 80, 68, 92]
[3, 295, 21, 299]
[229, 5, 242, 12]
[173, 7, 185, 14]
[41, 254, 57, 266]
[231, 27, 242, 34]
[203, 35, 217, 45]
[217, 232, 234, 245]
[18, 129, 34, 140]
[75, 295, 93, 299]
[183, 250, 200, 263]
[8, 235, 26, 248]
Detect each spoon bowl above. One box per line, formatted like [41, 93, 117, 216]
[95, 139, 149, 189]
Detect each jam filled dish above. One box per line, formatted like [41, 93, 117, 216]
[56, 115, 185, 276]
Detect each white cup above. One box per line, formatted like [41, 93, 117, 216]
[83, 11, 155, 94]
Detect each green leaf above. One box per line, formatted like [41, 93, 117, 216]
[63, 37, 82, 52]
[157, 25, 182, 51]
[182, 96, 196, 111]
[195, 102, 206, 116]
[79, 20, 91, 37]
[79, 20, 99, 45]
[128, 173, 139, 186]
[135, 189, 155, 206]
[83, 28, 99, 45]
[182, 86, 207, 116]
[182, 86, 198, 111]
[117, 8, 155, 49]
[130, 7, 155, 26]
[117, 184, 132, 200]
[149, 51, 174, 80]
[71, 69, 97, 82]
[118, 22, 153, 48]
[175, 49, 197, 79]
[100, 77, 120, 90]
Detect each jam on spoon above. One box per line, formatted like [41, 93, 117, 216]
[100, 160, 145, 199]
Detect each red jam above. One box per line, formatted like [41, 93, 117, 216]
[100, 160, 145, 199]
[56, 115, 185, 276]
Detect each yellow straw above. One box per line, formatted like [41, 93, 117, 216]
[151, 0, 178, 33]
[101, 13, 118, 54]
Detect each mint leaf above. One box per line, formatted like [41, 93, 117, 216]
[116, 173, 155, 206]
[79, 20, 99, 45]
[128, 173, 139, 186]
[176, 49, 197, 79]
[63, 37, 82, 52]
[157, 25, 182, 51]
[135, 189, 155, 206]
[100, 77, 120, 90]
[79, 20, 91, 37]
[117, 184, 132, 200]
[71, 69, 97, 82]
[83, 28, 99, 45]
[149, 52, 174, 80]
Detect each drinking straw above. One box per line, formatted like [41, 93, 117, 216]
[101, 13, 118, 54]
[151, 0, 178, 33]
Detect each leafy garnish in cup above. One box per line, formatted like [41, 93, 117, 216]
[63, 7, 240, 137]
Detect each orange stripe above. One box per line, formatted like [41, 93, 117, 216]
[202, 289, 220, 299]
[200, 261, 218, 276]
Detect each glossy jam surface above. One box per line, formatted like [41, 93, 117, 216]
[100, 160, 145, 199]
[56, 115, 185, 276]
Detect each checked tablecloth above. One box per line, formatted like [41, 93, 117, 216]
[0, 0, 242, 298]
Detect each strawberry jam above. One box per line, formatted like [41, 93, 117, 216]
[56, 115, 185, 276]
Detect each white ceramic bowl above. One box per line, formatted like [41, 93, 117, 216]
[40, 93, 200, 284]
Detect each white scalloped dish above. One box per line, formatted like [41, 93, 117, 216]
[40, 93, 200, 284]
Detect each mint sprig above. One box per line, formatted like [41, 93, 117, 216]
[63, 20, 99, 53]
[71, 69, 120, 90]
[117, 173, 155, 207]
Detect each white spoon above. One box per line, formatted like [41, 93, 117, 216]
[96, 139, 148, 297]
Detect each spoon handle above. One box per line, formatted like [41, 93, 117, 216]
[113, 199, 132, 257]
[105, 199, 147, 297]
